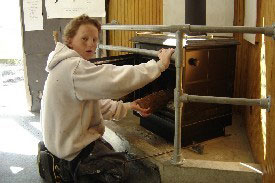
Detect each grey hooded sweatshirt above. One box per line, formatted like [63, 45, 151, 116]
[41, 42, 165, 161]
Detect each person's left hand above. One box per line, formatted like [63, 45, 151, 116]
[130, 100, 151, 117]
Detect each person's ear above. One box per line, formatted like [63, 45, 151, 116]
[67, 38, 73, 48]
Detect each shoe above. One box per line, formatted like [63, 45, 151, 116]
[37, 141, 46, 179]
[37, 141, 61, 182]
[40, 151, 61, 183]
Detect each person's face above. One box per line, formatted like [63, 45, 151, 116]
[68, 24, 99, 60]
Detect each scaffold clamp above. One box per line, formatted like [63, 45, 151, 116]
[261, 95, 272, 112]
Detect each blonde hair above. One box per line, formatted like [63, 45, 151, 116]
[63, 14, 101, 46]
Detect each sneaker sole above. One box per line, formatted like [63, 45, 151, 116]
[37, 142, 46, 179]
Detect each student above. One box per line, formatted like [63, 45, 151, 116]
[38, 14, 174, 183]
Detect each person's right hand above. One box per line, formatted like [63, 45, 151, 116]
[130, 100, 151, 117]
[158, 48, 175, 70]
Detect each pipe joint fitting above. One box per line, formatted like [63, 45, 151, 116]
[259, 95, 271, 112]
[174, 89, 183, 108]
[181, 93, 188, 103]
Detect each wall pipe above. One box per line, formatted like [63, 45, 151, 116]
[101, 24, 275, 39]
[181, 94, 271, 112]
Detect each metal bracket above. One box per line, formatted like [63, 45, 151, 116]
[188, 144, 204, 155]
[260, 95, 271, 112]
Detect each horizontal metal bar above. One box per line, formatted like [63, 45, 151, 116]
[98, 44, 176, 60]
[101, 24, 275, 38]
[181, 94, 271, 111]
[190, 25, 274, 37]
[101, 24, 190, 33]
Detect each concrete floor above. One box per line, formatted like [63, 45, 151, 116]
[0, 64, 43, 183]
[104, 112, 255, 163]
[0, 64, 262, 183]
[103, 112, 263, 183]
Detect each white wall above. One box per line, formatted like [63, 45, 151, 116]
[206, 0, 234, 36]
[163, 0, 234, 36]
[0, 0, 23, 59]
[163, 0, 185, 25]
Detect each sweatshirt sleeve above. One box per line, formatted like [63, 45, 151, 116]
[72, 59, 164, 100]
[99, 99, 131, 121]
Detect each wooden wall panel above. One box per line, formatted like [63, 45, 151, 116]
[107, 0, 163, 56]
[263, 0, 275, 181]
[234, 0, 275, 182]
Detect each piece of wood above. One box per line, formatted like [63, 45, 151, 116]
[136, 90, 174, 113]
[53, 31, 59, 44]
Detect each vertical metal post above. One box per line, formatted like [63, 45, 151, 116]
[96, 43, 101, 58]
[172, 30, 184, 164]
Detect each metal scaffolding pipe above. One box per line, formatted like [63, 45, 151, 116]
[98, 23, 273, 166]
[101, 24, 190, 33]
[96, 43, 101, 58]
[98, 44, 176, 60]
[173, 30, 184, 164]
[181, 94, 271, 112]
[101, 24, 275, 38]
[190, 25, 274, 37]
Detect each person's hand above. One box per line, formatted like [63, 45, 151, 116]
[130, 100, 151, 117]
[158, 48, 175, 70]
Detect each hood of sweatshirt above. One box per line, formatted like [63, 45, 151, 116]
[46, 42, 80, 72]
